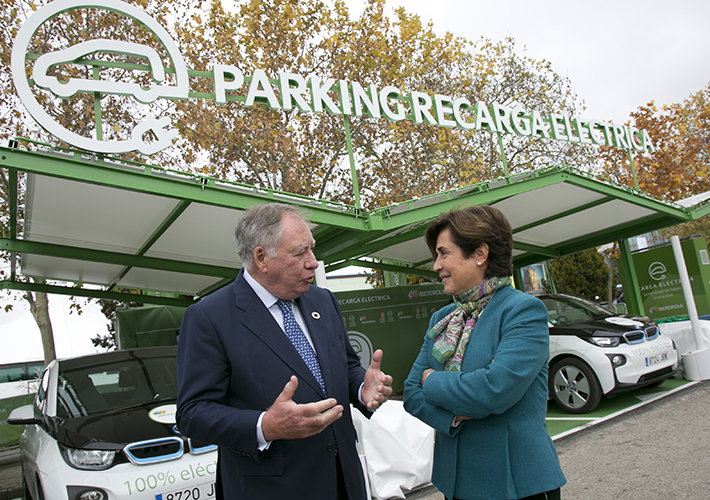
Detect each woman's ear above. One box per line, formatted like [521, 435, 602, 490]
[474, 243, 489, 266]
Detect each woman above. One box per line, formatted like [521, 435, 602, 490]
[403, 205, 566, 500]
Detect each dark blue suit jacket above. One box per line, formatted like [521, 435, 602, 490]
[176, 272, 368, 500]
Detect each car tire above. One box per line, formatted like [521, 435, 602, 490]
[550, 357, 602, 414]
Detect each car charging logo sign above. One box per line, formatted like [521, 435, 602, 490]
[648, 261, 667, 281]
[347, 331, 373, 369]
[11, 0, 189, 155]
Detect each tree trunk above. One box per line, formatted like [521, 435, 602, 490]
[25, 290, 56, 365]
[607, 259, 615, 312]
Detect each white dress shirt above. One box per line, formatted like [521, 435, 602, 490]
[242, 269, 368, 451]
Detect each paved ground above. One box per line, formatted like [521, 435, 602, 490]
[402, 380, 710, 500]
[555, 379, 710, 500]
[2, 380, 709, 499]
[0, 447, 21, 500]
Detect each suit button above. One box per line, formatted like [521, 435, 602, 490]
[326, 443, 335, 452]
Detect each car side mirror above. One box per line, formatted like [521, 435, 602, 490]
[7, 404, 41, 426]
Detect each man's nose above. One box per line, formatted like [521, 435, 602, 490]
[305, 249, 319, 269]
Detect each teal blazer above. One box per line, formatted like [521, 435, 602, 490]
[403, 286, 566, 500]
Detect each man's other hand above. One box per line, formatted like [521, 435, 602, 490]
[361, 349, 393, 410]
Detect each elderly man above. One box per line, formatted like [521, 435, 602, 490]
[177, 203, 392, 500]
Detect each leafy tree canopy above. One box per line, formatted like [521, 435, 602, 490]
[548, 248, 617, 303]
[598, 82, 710, 245]
[1, 0, 590, 211]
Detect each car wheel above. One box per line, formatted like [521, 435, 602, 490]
[550, 357, 602, 414]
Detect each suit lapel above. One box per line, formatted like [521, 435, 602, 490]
[234, 276, 326, 397]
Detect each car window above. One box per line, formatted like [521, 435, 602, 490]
[28, 361, 45, 379]
[542, 299, 560, 321]
[0, 360, 44, 383]
[0, 365, 25, 382]
[544, 295, 614, 326]
[56, 354, 177, 418]
[35, 368, 51, 413]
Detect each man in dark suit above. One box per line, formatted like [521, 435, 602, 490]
[176, 203, 393, 500]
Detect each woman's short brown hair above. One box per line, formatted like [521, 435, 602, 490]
[425, 205, 514, 279]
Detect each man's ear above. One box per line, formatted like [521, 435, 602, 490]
[253, 246, 269, 273]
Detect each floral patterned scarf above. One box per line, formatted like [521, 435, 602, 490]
[428, 276, 512, 371]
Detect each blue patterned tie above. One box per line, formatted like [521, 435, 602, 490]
[276, 300, 326, 394]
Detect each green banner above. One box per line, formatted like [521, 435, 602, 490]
[335, 284, 451, 393]
[622, 238, 710, 321]
[117, 305, 187, 349]
[115, 285, 454, 393]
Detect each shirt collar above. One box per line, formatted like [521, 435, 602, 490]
[243, 268, 280, 309]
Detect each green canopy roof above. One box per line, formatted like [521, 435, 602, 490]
[2, 142, 708, 306]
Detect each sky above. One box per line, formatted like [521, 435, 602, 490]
[0, 295, 108, 364]
[345, 0, 710, 124]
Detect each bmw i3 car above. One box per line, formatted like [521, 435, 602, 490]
[8, 346, 216, 500]
[540, 294, 680, 414]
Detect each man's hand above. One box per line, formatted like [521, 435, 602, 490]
[361, 349, 393, 410]
[262, 376, 343, 441]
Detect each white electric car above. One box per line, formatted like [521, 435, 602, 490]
[541, 294, 680, 414]
[9, 346, 216, 500]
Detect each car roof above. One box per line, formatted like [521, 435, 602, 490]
[58, 346, 176, 371]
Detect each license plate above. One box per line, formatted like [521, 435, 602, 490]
[646, 352, 668, 366]
[155, 482, 215, 500]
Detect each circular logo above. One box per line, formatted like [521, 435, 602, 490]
[148, 404, 177, 424]
[648, 261, 667, 281]
[347, 331, 373, 369]
[11, 0, 189, 155]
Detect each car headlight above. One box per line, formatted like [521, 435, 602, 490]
[67, 486, 109, 500]
[606, 354, 627, 368]
[586, 336, 621, 347]
[60, 445, 116, 470]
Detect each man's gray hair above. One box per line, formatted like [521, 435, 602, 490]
[235, 203, 309, 271]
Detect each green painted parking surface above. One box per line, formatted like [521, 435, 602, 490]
[546, 378, 693, 438]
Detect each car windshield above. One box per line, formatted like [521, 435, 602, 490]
[542, 295, 615, 326]
[56, 353, 177, 418]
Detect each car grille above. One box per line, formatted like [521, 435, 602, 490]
[124, 437, 183, 465]
[638, 366, 674, 383]
[645, 326, 659, 340]
[623, 330, 646, 344]
[188, 438, 218, 455]
[622, 326, 661, 344]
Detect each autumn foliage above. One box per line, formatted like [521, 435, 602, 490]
[1, 0, 587, 211]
